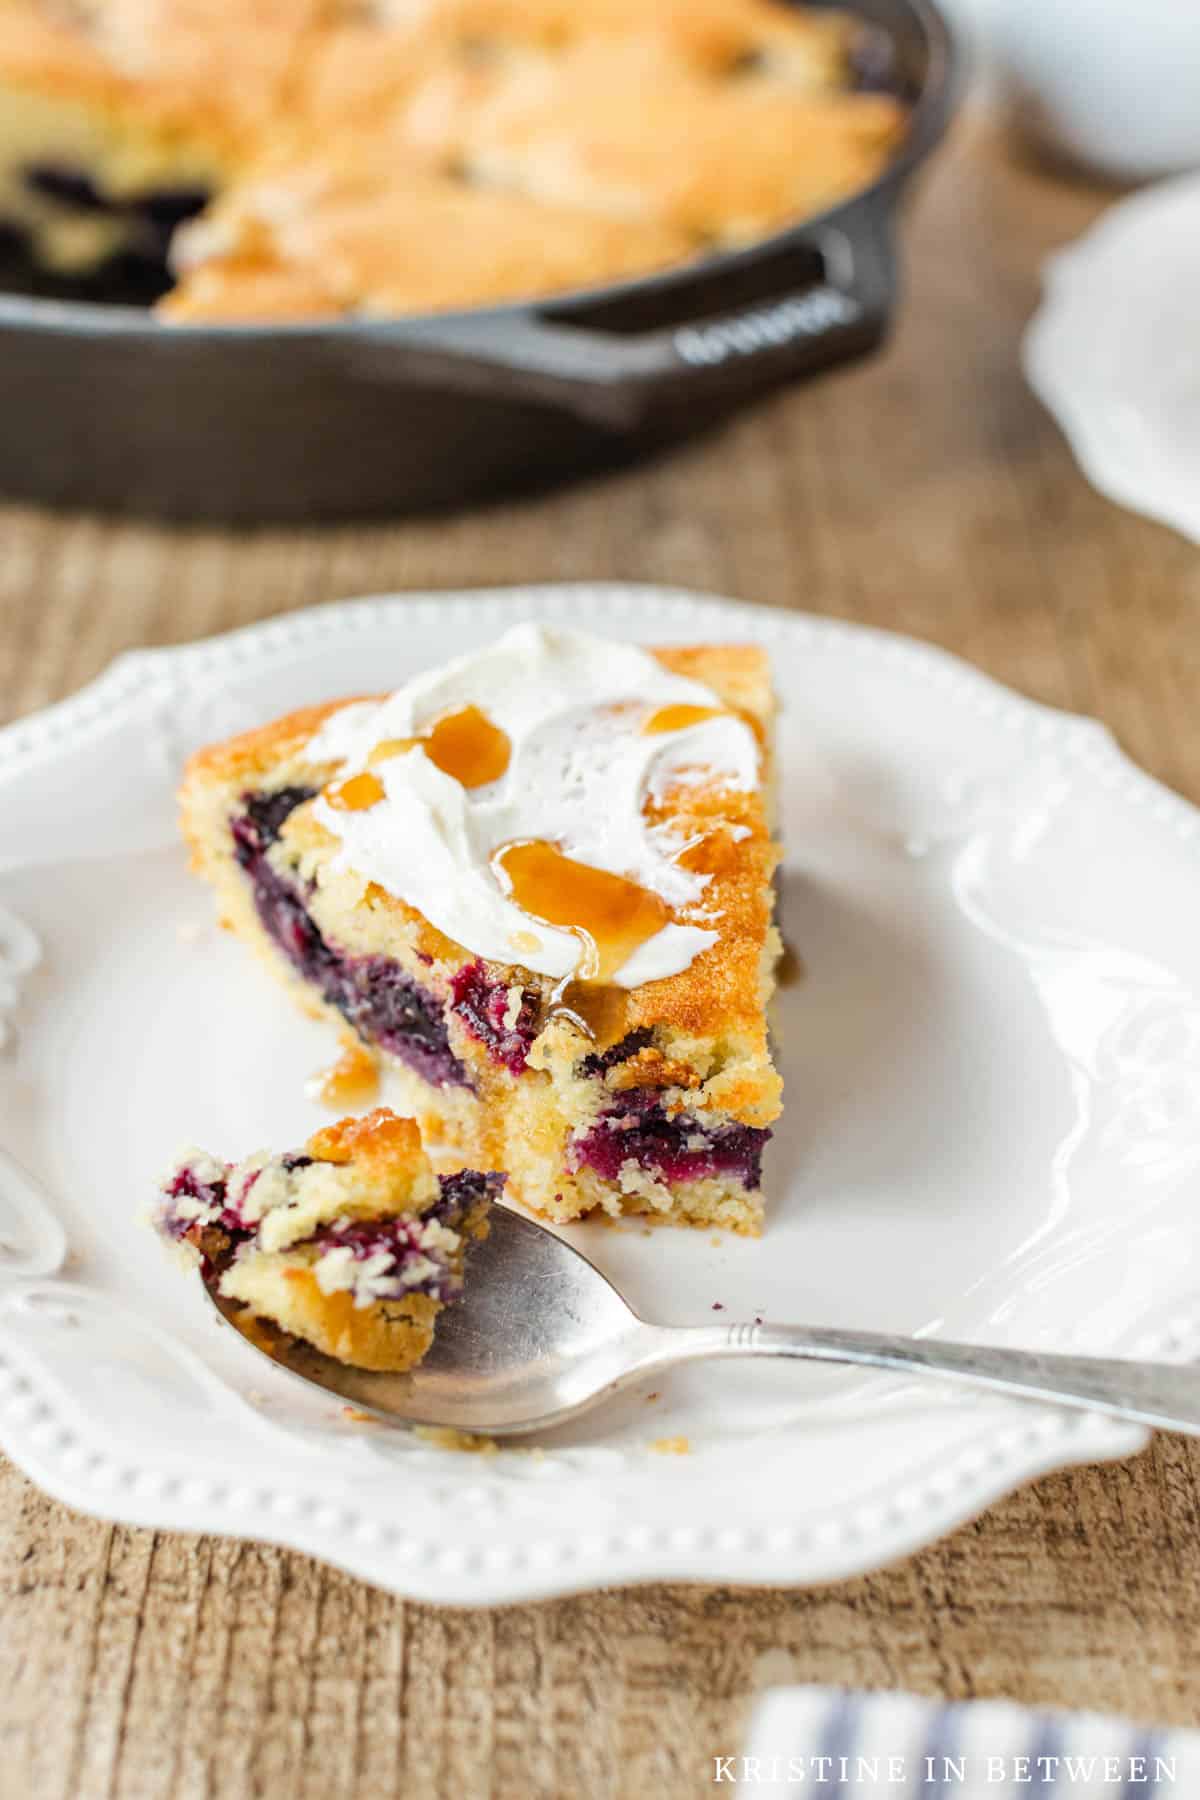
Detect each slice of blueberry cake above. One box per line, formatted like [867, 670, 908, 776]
[180, 623, 782, 1234]
[157, 1108, 500, 1371]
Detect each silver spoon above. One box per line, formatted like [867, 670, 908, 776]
[209, 1207, 1200, 1438]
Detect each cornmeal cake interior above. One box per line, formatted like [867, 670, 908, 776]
[156, 1107, 499, 1371]
[180, 624, 782, 1234]
[0, 0, 906, 317]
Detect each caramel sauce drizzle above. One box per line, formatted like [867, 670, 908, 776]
[496, 839, 670, 985]
[367, 706, 510, 788]
[547, 979, 629, 1043]
[423, 704, 511, 787]
[367, 737, 414, 766]
[643, 703, 724, 734]
[308, 1038, 381, 1108]
[326, 770, 386, 812]
[328, 706, 512, 811]
[322, 703, 737, 1044]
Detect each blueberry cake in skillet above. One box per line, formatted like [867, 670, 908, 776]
[180, 625, 782, 1234]
[157, 1107, 500, 1370]
[0, 0, 906, 318]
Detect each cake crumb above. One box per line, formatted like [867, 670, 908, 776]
[776, 938, 805, 989]
[415, 1425, 498, 1456]
[502, 985, 524, 1032]
[645, 1391, 660, 1403]
[711, 1302, 725, 1312]
[650, 1436, 690, 1455]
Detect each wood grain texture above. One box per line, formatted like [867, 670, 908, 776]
[3, 116, 1200, 1798]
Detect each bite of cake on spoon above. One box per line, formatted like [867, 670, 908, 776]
[156, 1107, 501, 1373]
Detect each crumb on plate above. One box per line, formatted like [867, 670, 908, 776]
[415, 1425, 499, 1456]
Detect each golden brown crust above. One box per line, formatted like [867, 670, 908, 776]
[1, 0, 905, 318]
[183, 695, 369, 789]
[306, 1106, 425, 1173]
[368, 0, 851, 74]
[565, 644, 779, 1078]
[161, 157, 691, 320]
[0, 0, 328, 164]
[226, 1272, 442, 1373]
[456, 38, 902, 242]
[607, 1047, 702, 1092]
[653, 643, 773, 714]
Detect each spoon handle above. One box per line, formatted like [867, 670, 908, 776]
[653, 1321, 1200, 1436]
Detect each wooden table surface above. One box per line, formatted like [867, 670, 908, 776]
[4, 116, 1200, 1800]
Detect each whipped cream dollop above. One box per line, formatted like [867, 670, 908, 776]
[307, 623, 759, 988]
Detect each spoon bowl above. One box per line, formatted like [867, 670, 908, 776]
[208, 1204, 1200, 1441]
[211, 1207, 658, 1435]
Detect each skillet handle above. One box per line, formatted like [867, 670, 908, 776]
[351, 196, 896, 430]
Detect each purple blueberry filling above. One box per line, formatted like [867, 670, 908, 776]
[133, 187, 210, 232]
[449, 959, 539, 1074]
[160, 1164, 237, 1243]
[310, 1170, 502, 1302]
[159, 1161, 271, 1252]
[0, 227, 175, 302]
[578, 1027, 654, 1079]
[23, 165, 107, 212]
[313, 1214, 459, 1301]
[231, 788, 469, 1089]
[22, 164, 209, 232]
[160, 1163, 500, 1303]
[343, 955, 470, 1089]
[849, 25, 903, 96]
[437, 1168, 505, 1213]
[569, 1091, 769, 1190]
[235, 785, 319, 854]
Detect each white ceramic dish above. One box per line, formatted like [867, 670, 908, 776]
[1, 584, 1199, 1606]
[990, 0, 1200, 182]
[1024, 173, 1200, 546]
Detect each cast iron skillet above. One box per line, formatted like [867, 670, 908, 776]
[0, 0, 956, 520]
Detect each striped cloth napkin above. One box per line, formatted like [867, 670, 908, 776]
[738, 1688, 1198, 1796]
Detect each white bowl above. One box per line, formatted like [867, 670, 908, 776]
[989, 0, 1200, 182]
[1025, 172, 1200, 543]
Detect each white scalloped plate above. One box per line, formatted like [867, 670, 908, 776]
[2, 585, 1199, 1606]
[1024, 173, 1200, 544]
